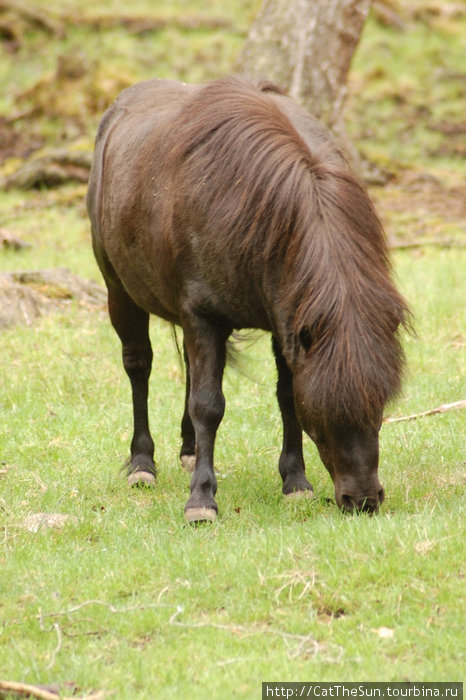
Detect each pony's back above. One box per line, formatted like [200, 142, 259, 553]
[167, 76, 409, 423]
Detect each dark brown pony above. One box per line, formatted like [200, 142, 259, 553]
[87, 75, 409, 522]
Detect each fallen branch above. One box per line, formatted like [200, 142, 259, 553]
[0, 228, 30, 250]
[1, 149, 92, 190]
[63, 12, 232, 34]
[384, 399, 466, 424]
[0, 682, 60, 700]
[372, 0, 406, 30]
[389, 237, 466, 250]
[0, 0, 63, 35]
[0, 268, 106, 329]
[1, 107, 38, 124]
[0, 680, 104, 700]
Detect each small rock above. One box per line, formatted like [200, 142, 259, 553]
[21, 512, 79, 532]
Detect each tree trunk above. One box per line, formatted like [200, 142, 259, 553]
[237, 0, 371, 132]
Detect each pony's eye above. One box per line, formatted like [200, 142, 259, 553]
[299, 326, 312, 353]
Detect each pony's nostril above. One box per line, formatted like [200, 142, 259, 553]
[341, 494, 354, 511]
[340, 488, 383, 513]
[340, 493, 381, 514]
[360, 497, 378, 514]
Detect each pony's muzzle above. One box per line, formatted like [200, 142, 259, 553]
[336, 482, 385, 514]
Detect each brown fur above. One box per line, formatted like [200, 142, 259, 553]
[165, 76, 409, 425]
[88, 75, 411, 515]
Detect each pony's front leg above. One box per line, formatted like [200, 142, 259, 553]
[272, 337, 313, 498]
[182, 313, 230, 522]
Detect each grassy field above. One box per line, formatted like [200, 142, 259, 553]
[1, 1, 465, 697]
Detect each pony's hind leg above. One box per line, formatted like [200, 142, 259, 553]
[179, 342, 196, 472]
[107, 284, 156, 486]
[182, 312, 230, 522]
[272, 337, 313, 498]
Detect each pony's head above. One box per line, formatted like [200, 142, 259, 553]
[279, 162, 410, 514]
[288, 255, 408, 513]
[293, 374, 385, 513]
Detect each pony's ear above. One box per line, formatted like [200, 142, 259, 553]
[299, 326, 313, 353]
[389, 308, 404, 334]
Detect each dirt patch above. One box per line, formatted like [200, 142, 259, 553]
[370, 170, 466, 245]
[11, 49, 131, 132]
[1, 148, 92, 189]
[0, 0, 63, 51]
[0, 116, 43, 164]
[378, 171, 466, 219]
[0, 268, 106, 329]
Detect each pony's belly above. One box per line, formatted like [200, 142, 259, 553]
[182, 275, 272, 331]
[107, 251, 181, 324]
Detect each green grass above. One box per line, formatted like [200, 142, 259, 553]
[1, 0, 465, 696]
[1, 249, 464, 694]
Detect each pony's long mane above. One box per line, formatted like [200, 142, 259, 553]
[168, 76, 410, 425]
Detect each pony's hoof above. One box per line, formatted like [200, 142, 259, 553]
[285, 488, 314, 500]
[184, 507, 217, 524]
[127, 470, 156, 487]
[180, 454, 196, 472]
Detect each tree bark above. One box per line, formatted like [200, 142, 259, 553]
[237, 0, 371, 132]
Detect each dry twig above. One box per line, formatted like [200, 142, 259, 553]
[384, 399, 466, 424]
[168, 605, 342, 661]
[389, 238, 466, 250]
[0, 680, 104, 699]
[63, 12, 232, 34]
